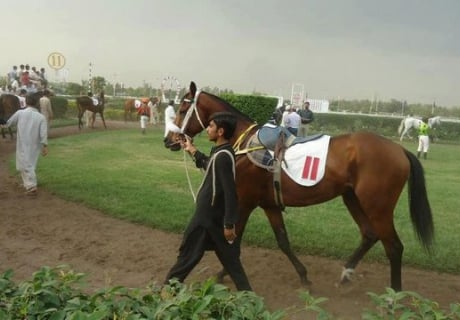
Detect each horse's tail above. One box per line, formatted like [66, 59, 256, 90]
[404, 150, 434, 252]
[398, 118, 405, 135]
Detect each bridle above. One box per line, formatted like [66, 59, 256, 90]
[178, 90, 207, 140]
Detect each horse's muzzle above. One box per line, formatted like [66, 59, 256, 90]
[163, 137, 181, 151]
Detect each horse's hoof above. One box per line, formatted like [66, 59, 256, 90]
[339, 267, 354, 285]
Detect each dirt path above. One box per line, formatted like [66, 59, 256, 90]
[1, 122, 458, 319]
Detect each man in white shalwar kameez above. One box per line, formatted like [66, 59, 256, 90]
[163, 100, 176, 140]
[7, 93, 48, 195]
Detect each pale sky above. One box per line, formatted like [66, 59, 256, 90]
[2, 0, 459, 107]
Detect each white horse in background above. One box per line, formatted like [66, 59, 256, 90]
[398, 116, 441, 141]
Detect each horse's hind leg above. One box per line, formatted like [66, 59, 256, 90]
[341, 189, 379, 283]
[343, 188, 403, 290]
[264, 206, 310, 286]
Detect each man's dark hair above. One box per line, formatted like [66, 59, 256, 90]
[210, 112, 237, 139]
[26, 93, 40, 107]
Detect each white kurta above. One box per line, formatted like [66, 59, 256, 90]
[7, 107, 48, 189]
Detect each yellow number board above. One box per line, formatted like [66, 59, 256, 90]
[47, 52, 66, 70]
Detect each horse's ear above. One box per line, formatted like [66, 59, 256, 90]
[190, 81, 197, 96]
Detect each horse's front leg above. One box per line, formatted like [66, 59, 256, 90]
[264, 207, 310, 286]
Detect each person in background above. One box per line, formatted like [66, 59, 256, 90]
[137, 98, 151, 134]
[417, 117, 430, 159]
[39, 89, 54, 131]
[148, 97, 160, 125]
[20, 71, 30, 88]
[6, 93, 48, 196]
[18, 64, 25, 81]
[164, 112, 252, 291]
[163, 100, 176, 141]
[7, 65, 18, 85]
[88, 91, 98, 106]
[17, 89, 27, 108]
[39, 67, 48, 88]
[298, 101, 314, 137]
[280, 104, 291, 127]
[284, 106, 301, 136]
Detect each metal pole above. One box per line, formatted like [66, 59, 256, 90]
[88, 62, 92, 94]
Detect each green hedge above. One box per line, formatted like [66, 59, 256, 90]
[49, 96, 68, 119]
[220, 93, 277, 125]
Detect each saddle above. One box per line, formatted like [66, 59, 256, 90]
[257, 124, 323, 151]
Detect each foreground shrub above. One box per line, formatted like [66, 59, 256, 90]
[0, 266, 284, 319]
[1, 266, 458, 319]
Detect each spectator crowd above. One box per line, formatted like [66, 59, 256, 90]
[2, 64, 48, 95]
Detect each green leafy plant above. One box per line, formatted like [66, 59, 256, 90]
[0, 266, 285, 320]
[363, 288, 460, 320]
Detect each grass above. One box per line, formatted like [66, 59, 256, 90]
[9, 125, 460, 275]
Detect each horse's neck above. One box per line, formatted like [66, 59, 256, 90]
[231, 121, 258, 146]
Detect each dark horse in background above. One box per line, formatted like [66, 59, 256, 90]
[0, 94, 21, 139]
[164, 81, 434, 291]
[76, 91, 106, 130]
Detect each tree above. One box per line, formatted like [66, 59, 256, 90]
[91, 76, 106, 94]
[64, 82, 84, 96]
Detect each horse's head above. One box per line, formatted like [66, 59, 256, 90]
[428, 116, 441, 128]
[164, 81, 214, 151]
[163, 81, 255, 151]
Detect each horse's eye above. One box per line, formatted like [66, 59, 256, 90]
[179, 110, 187, 115]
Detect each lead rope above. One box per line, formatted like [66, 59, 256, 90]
[183, 149, 197, 202]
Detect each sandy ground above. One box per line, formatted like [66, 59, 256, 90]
[1, 121, 459, 319]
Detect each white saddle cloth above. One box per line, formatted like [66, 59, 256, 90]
[281, 135, 331, 186]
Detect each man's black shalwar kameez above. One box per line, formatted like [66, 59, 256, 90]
[165, 143, 252, 291]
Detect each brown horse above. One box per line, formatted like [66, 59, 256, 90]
[124, 97, 160, 122]
[76, 93, 106, 130]
[0, 94, 21, 139]
[164, 81, 434, 291]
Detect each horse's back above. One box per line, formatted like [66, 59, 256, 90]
[76, 96, 92, 106]
[329, 132, 409, 180]
[76, 96, 101, 112]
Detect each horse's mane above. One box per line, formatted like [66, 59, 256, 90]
[203, 91, 255, 123]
